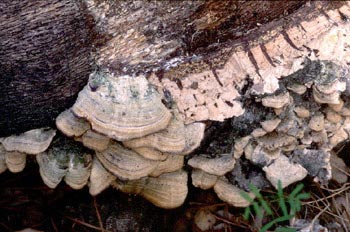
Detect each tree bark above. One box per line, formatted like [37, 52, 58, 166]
[0, 0, 349, 136]
[0, 0, 93, 136]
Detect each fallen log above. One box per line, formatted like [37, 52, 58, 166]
[1, 0, 350, 209]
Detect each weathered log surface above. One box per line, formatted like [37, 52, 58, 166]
[147, 2, 350, 122]
[0, 0, 349, 136]
[85, 0, 350, 123]
[0, 0, 93, 136]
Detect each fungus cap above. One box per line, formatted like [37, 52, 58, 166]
[36, 152, 68, 188]
[95, 142, 159, 180]
[213, 177, 254, 207]
[72, 73, 172, 141]
[89, 157, 116, 196]
[131, 147, 169, 161]
[150, 154, 184, 177]
[191, 169, 218, 190]
[64, 153, 92, 190]
[5, 152, 26, 173]
[78, 130, 110, 151]
[2, 128, 56, 155]
[261, 92, 290, 109]
[188, 154, 235, 176]
[287, 84, 307, 95]
[260, 118, 281, 133]
[257, 134, 297, 151]
[180, 122, 205, 155]
[123, 112, 186, 153]
[112, 170, 188, 209]
[56, 109, 90, 137]
[36, 138, 88, 189]
[263, 155, 307, 189]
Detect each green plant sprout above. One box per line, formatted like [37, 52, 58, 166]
[240, 180, 310, 232]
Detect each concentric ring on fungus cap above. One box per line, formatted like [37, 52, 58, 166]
[112, 169, 188, 209]
[72, 72, 172, 141]
[95, 142, 159, 180]
[123, 111, 186, 153]
[1, 128, 56, 155]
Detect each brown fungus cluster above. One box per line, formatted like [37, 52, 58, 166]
[0, 128, 56, 173]
[233, 60, 350, 188]
[53, 71, 205, 208]
[188, 154, 254, 207]
[36, 138, 92, 190]
[187, 60, 350, 207]
[2, 60, 349, 210]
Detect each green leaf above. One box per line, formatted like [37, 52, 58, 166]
[295, 192, 310, 200]
[252, 202, 263, 219]
[260, 215, 294, 232]
[287, 199, 298, 215]
[240, 190, 254, 203]
[248, 183, 273, 215]
[243, 206, 251, 220]
[260, 199, 273, 216]
[249, 183, 261, 197]
[275, 227, 297, 232]
[277, 180, 288, 217]
[289, 183, 304, 199]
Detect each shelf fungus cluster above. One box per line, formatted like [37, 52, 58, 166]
[188, 154, 255, 207]
[186, 60, 350, 207]
[2, 60, 350, 209]
[0, 128, 56, 173]
[54, 71, 205, 208]
[232, 60, 350, 188]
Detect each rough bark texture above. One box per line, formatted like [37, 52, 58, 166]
[0, 0, 93, 137]
[85, 0, 305, 74]
[148, 1, 350, 123]
[0, 0, 349, 136]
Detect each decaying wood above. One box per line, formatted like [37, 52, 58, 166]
[0, 0, 349, 136]
[72, 0, 350, 124]
[147, 2, 350, 123]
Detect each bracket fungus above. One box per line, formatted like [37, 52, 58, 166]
[95, 142, 159, 180]
[150, 154, 184, 177]
[51, 71, 205, 208]
[181, 122, 206, 155]
[191, 169, 219, 190]
[131, 147, 169, 161]
[78, 130, 110, 152]
[188, 154, 235, 176]
[213, 177, 255, 208]
[263, 155, 308, 189]
[1, 0, 350, 212]
[72, 72, 172, 141]
[231, 60, 350, 189]
[5, 151, 27, 173]
[261, 92, 291, 109]
[187, 153, 259, 208]
[1, 128, 56, 155]
[5, 59, 349, 209]
[111, 170, 188, 209]
[123, 110, 186, 153]
[36, 138, 92, 189]
[0, 144, 27, 173]
[89, 157, 117, 196]
[56, 109, 90, 138]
